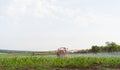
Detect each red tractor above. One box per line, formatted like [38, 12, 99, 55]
[56, 47, 68, 57]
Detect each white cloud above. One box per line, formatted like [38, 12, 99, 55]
[1, 0, 120, 51]
[2, 0, 97, 26]
[2, 0, 120, 30]
[96, 15, 120, 25]
[1, 0, 120, 26]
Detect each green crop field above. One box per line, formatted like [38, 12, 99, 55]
[0, 54, 120, 70]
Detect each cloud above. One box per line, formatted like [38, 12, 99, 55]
[1, 0, 120, 51]
[6, 0, 56, 18]
[2, 0, 119, 27]
[1, 0, 119, 31]
[0, 0, 96, 26]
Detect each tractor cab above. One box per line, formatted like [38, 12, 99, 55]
[56, 47, 68, 57]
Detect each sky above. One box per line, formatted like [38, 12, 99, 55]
[0, 0, 120, 51]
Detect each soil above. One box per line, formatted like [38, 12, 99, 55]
[2, 66, 120, 70]
[52, 66, 120, 70]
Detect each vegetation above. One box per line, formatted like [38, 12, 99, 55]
[0, 56, 120, 70]
[1, 41, 120, 70]
[0, 49, 32, 53]
[78, 42, 120, 53]
[91, 42, 120, 53]
[2, 41, 120, 54]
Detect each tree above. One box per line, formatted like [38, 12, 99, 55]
[91, 45, 101, 53]
[106, 42, 119, 52]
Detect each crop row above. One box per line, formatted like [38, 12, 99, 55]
[0, 57, 120, 70]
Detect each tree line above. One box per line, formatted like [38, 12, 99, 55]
[78, 42, 120, 53]
[0, 49, 31, 53]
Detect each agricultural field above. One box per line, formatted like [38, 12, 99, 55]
[0, 53, 120, 70]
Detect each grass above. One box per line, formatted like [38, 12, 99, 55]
[0, 55, 120, 70]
